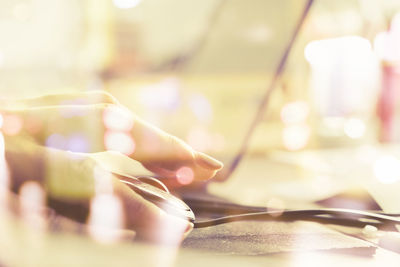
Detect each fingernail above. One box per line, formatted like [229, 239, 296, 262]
[195, 152, 223, 170]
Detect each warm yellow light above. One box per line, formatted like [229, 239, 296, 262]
[267, 197, 285, 217]
[104, 131, 136, 156]
[343, 118, 365, 139]
[93, 166, 113, 195]
[282, 124, 310, 151]
[362, 225, 378, 239]
[113, 0, 142, 9]
[280, 101, 309, 125]
[19, 181, 46, 229]
[88, 194, 125, 243]
[304, 36, 372, 67]
[103, 105, 134, 132]
[373, 156, 400, 184]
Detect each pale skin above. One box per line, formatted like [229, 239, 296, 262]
[0, 91, 223, 242]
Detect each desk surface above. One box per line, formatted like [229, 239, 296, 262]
[1, 215, 399, 267]
[3, 149, 400, 266]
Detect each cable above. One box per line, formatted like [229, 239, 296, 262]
[193, 208, 400, 230]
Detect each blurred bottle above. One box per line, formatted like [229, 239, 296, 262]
[375, 14, 400, 142]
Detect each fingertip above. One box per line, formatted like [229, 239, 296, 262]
[192, 167, 220, 182]
[195, 152, 223, 171]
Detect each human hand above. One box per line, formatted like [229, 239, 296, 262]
[2, 91, 223, 183]
[1, 91, 223, 242]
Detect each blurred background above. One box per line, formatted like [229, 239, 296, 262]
[1, 0, 400, 157]
[3, 0, 400, 265]
[2, 0, 400, 201]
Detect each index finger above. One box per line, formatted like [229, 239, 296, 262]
[1, 104, 223, 183]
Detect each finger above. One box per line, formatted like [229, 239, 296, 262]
[1, 104, 223, 182]
[129, 116, 223, 182]
[0, 91, 119, 109]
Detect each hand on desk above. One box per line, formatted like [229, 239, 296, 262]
[0, 91, 223, 242]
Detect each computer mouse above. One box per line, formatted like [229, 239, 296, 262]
[117, 175, 195, 223]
